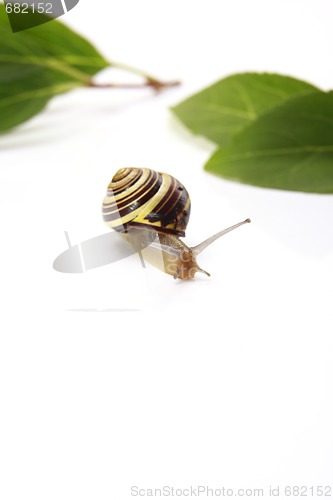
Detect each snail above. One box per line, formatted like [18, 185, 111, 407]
[102, 168, 250, 279]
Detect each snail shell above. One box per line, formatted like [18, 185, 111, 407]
[102, 168, 191, 237]
[102, 168, 251, 280]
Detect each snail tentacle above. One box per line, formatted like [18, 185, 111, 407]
[191, 218, 251, 256]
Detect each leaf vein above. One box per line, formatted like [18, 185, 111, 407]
[223, 145, 333, 160]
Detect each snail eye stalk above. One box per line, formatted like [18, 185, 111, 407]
[191, 219, 251, 256]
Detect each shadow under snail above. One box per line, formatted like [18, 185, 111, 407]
[102, 168, 251, 279]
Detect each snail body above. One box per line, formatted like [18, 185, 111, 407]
[102, 168, 250, 279]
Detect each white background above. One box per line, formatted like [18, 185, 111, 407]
[1, 0, 333, 499]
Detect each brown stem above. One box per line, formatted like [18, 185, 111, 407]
[88, 78, 180, 92]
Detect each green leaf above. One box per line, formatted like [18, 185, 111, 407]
[171, 73, 319, 146]
[205, 91, 333, 194]
[0, 4, 109, 131]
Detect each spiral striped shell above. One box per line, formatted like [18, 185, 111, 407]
[102, 168, 191, 237]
